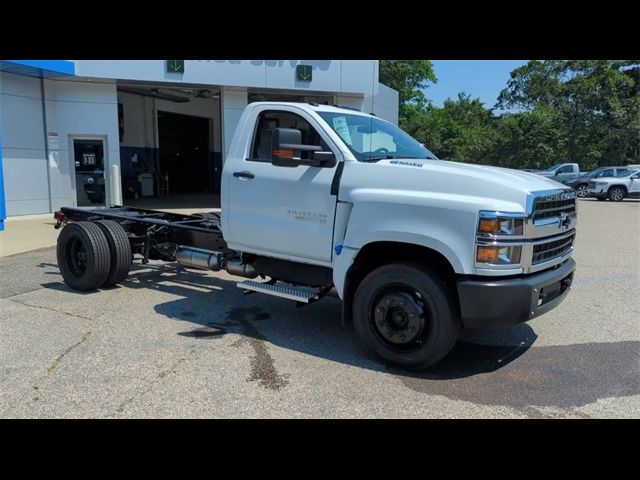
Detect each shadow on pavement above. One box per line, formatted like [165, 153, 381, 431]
[42, 261, 640, 408]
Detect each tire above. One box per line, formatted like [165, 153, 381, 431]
[95, 220, 132, 286]
[352, 263, 460, 370]
[575, 184, 589, 198]
[608, 186, 626, 202]
[57, 222, 111, 291]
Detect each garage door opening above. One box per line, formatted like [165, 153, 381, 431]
[118, 86, 222, 213]
[158, 111, 211, 195]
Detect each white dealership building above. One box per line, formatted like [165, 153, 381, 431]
[0, 60, 398, 227]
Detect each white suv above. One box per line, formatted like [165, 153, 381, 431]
[588, 168, 640, 201]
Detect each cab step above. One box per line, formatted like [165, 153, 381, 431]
[237, 280, 320, 303]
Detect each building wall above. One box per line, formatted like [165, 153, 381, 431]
[0, 72, 49, 215]
[337, 83, 399, 125]
[74, 60, 379, 96]
[369, 83, 399, 125]
[0, 72, 120, 216]
[43, 79, 120, 211]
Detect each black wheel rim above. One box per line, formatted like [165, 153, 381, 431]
[67, 237, 88, 277]
[369, 286, 431, 351]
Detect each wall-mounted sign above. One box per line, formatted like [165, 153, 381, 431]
[296, 64, 312, 82]
[47, 132, 59, 150]
[82, 153, 97, 166]
[166, 60, 185, 74]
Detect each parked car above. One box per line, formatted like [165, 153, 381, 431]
[533, 163, 581, 184]
[588, 168, 640, 201]
[566, 166, 629, 197]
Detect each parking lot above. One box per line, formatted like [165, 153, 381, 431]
[1, 198, 638, 418]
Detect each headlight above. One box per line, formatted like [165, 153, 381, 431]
[477, 212, 524, 237]
[476, 245, 522, 265]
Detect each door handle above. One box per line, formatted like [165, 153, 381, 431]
[233, 171, 255, 180]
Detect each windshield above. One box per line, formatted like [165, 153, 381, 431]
[583, 168, 603, 177]
[545, 163, 564, 171]
[317, 111, 437, 162]
[615, 169, 639, 178]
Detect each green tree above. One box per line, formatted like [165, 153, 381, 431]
[379, 60, 437, 128]
[410, 93, 499, 164]
[497, 60, 640, 168]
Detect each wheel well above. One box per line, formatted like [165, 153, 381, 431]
[343, 242, 458, 322]
[608, 184, 627, 193]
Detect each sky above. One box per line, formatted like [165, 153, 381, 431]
[425, 60, 528, 109]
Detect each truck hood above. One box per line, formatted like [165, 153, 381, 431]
[377, 158, 565, 192]
[341, 158, 569, 214]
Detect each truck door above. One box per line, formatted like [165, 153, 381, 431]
[556, 164, 576, 183]
[226, 107, 341, 265]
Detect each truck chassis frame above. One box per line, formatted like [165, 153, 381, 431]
[57, 206, 228, 263]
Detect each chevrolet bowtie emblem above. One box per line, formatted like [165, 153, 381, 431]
[559, 212, 571, 229]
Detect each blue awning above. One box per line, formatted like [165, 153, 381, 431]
[0, 60, 75, 78]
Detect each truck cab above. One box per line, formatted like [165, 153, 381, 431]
[534, 162, 581, 184]
[54, 102, 578, 369]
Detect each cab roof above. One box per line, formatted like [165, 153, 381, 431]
[247, 101, 377, 118]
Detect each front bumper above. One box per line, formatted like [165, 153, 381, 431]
[457, 258, 575, 329]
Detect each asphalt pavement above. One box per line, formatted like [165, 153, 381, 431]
[1, 198, 638, 418]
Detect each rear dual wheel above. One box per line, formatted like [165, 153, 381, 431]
[57, 221, 131, 291]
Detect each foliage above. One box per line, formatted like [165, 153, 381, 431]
[379, 60, 437, 128]
[381, 60, 640, 170]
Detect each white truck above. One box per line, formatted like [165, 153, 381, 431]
[533, 162, 581, 184]
[587, 168, 640, 201]
[53, 102, 577, 369]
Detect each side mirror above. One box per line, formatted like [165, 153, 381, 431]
[631, 174, 640, 180]
[554, 170, 561, 176]
[271, 128, 335, 168]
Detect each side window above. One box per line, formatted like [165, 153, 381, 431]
[599, 169, 614, 177]
[249, 110, 329, 162]
[558, 165, 573, 174]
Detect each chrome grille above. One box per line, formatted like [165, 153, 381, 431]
[532, 233, 575, 265]
[533, 198, 576, 221]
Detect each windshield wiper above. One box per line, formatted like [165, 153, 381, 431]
[362, 155, 397, 163]
[363, 155, 436, 163]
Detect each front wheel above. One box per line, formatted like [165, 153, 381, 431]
[575, 184, 589, 198]
[608, 186, 626, 202]
[352, 263, 460, 369]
